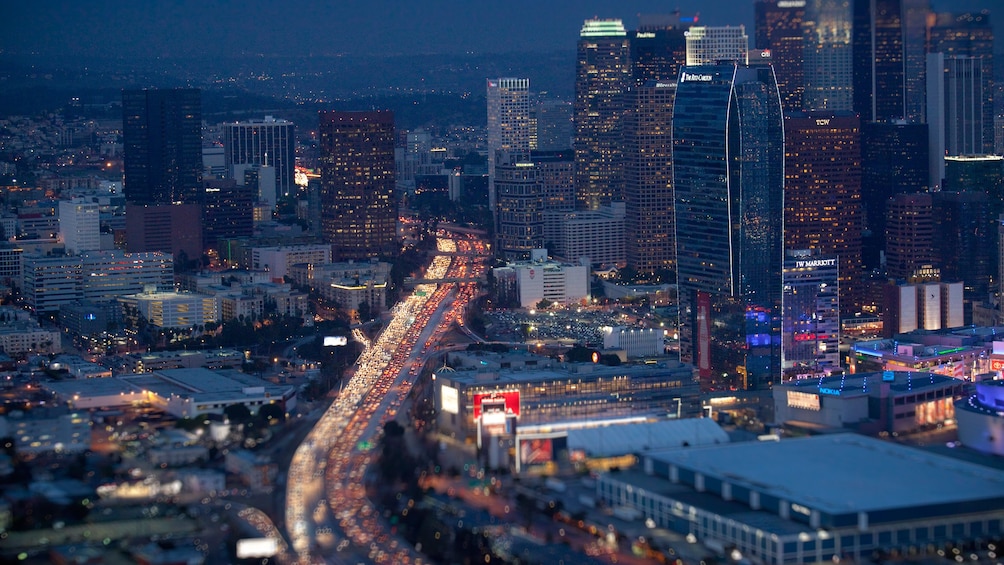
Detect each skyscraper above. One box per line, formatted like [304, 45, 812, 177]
[122, 88, 203, 260]
[755, 0, 806, 112]
[684, 26, 749, 66]
[885, 192, 934, 281]
[622, 81, 676, 275]
[630, 14, 690, 85]
[532, 99, 573, 152]
[222, 116, 296, 200]
[784, 112, 863, 314]
[927, 54, 992, 188]
[859, 121, 929, 268]
[932, 190, 992, 297]
[782, 251, 841, 381]
[901, 0, 931, 122]
[929, 11, 995, 152]
[574, 19, 630, 210]
[852, 0, 905, 122]
[494, 153, 544, 261]
[318, 111, 397, 261]
[122, 88, 202, 206]
[674, 60, 784, 391]
[802, 0, 855, 111]
[487, 78, 532, 222]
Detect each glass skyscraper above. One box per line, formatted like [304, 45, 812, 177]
[673, 60, 784, 391]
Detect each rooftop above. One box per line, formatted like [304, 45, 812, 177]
[648, 433, 1004, 515]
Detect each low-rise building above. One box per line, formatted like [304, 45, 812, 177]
[119, 290, 219, 329]
[0, 408, 90, 455]
[492, 249, 589, 308]
[0, 321, 61, 358]
[773, 371, 967, 435]
[956, 379, 1004, 456]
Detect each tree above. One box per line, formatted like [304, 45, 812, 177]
[357, 300, 372, 322]
[223, 403, 252, 424]
[259, 403, 285, 425]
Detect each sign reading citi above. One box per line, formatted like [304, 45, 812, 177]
[680, 72, 714, 83]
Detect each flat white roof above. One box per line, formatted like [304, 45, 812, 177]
[650, 433, 1004, 514]
[566, 418, 729, 458]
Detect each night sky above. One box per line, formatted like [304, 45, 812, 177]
[3, 0, 997, 60]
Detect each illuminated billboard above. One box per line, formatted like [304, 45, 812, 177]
[441, 385, 459, 415]
[473, 390, 520, 419]
[237, 538, 278, 559]
[323, 336, 348, 347]
[520, 438, 553, 466]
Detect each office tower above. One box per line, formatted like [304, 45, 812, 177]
[784, 112, 863, 314]
[944, 155, 1004, 210]
[487, 78, 532, 221]
[222, 116, 296, 200]
[852, 0, 905, 122]
[122, 88, 203, 260]
[534, 149, 576, 212]
[494, 153, 544, 261]
[122, 89, 202, 205]
[684, 26, 749, 66]
[782, 251, 841, 381]
[927, 55, 993, 189]
[543, 203, 625, 266]
[622, 81, 676, 275]
[318, 111, 398, 261]
[932, 191, 992, 297]
[630, 14, 690, 85]
[533, 100, 573, 152]
[802, 0, 855, 112]
[885, 192, 934, 281]
[859, 121, 928, 269]
[901, 0, 930, 122]
[929, 11, 994, 153]
[755, 0, 806, 112]
[575, 19, 630, 210]
[59, 198, 101, 254]
[201, 179, 253, 249]
[674, 60, 784, 391]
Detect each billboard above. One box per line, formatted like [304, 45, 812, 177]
[473, 390, 520, 419]
[236, 538, 278, 559]
[323, 336, 348, 347]
[520, 438, 554, 466]
[441, 385, 459, 414]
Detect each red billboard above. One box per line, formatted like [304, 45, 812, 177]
[520, 438, 553, 466]
[473, 390, 520, 419]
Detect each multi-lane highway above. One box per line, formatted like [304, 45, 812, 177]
[281, 231, 488, 564]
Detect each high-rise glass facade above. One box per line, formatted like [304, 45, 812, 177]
[802, 0, 854, 111]
[782, 251, 841, 381]
[674, 61, 784, 391]
[755, 0, 806, 113]
[318, 111, 398, 261]
[853, 0, 905, 122]
[574, 19, 630, 210]
[222, 117, 296, 199]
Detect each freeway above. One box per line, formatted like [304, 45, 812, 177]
[281, 231, 489, 564]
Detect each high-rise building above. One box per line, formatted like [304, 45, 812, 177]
[684, 26, 749, 66]
[802, 0, 855, 111]
[885, 192, 934, 281]
[943, 155, 1004, 215]
[630, 14, 690, 85]
[784, 112, 863, 314]
[575, 19, 630, 210]
[201, 179, 253, 250]
[860, 121, 928, 268]
[674, 60, 784, 391]
[622, 81, 676, 275]
[901, 0, 931, 122]
[532, 99, 573, 152]
[782, 251, 841, 381]
[494, 152, 544, 261]
[927, 54, 993, 189]
[122, 88, 203, 258]
[318, 111, 398, 261]
[932, 190, 992, 297]
[487, 78, 532, 226]
[122, 88, 202, 206]
[852, 0, 905, 122]
[755, 0, 806, 113]
[930, 11, 995, 151]
[222, 117, 296, 200]
[59, 198, 101, 254]
[534, 149, 576, 213]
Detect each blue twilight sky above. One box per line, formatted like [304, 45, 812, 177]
[1, 0, 996, 59]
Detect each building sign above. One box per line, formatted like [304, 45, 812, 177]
[473, 390, 520, 419]
[681, 72, 714, 83]
[818, 387, 841, 396]
[794, 258, 836, 268]
[787, 390, 821, 411]
[441, 385, 459, 415]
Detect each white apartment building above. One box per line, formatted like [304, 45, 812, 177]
[251, 244, 331, 281]
[119, 290, 219, 329]
[58, 198, 101, 253]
